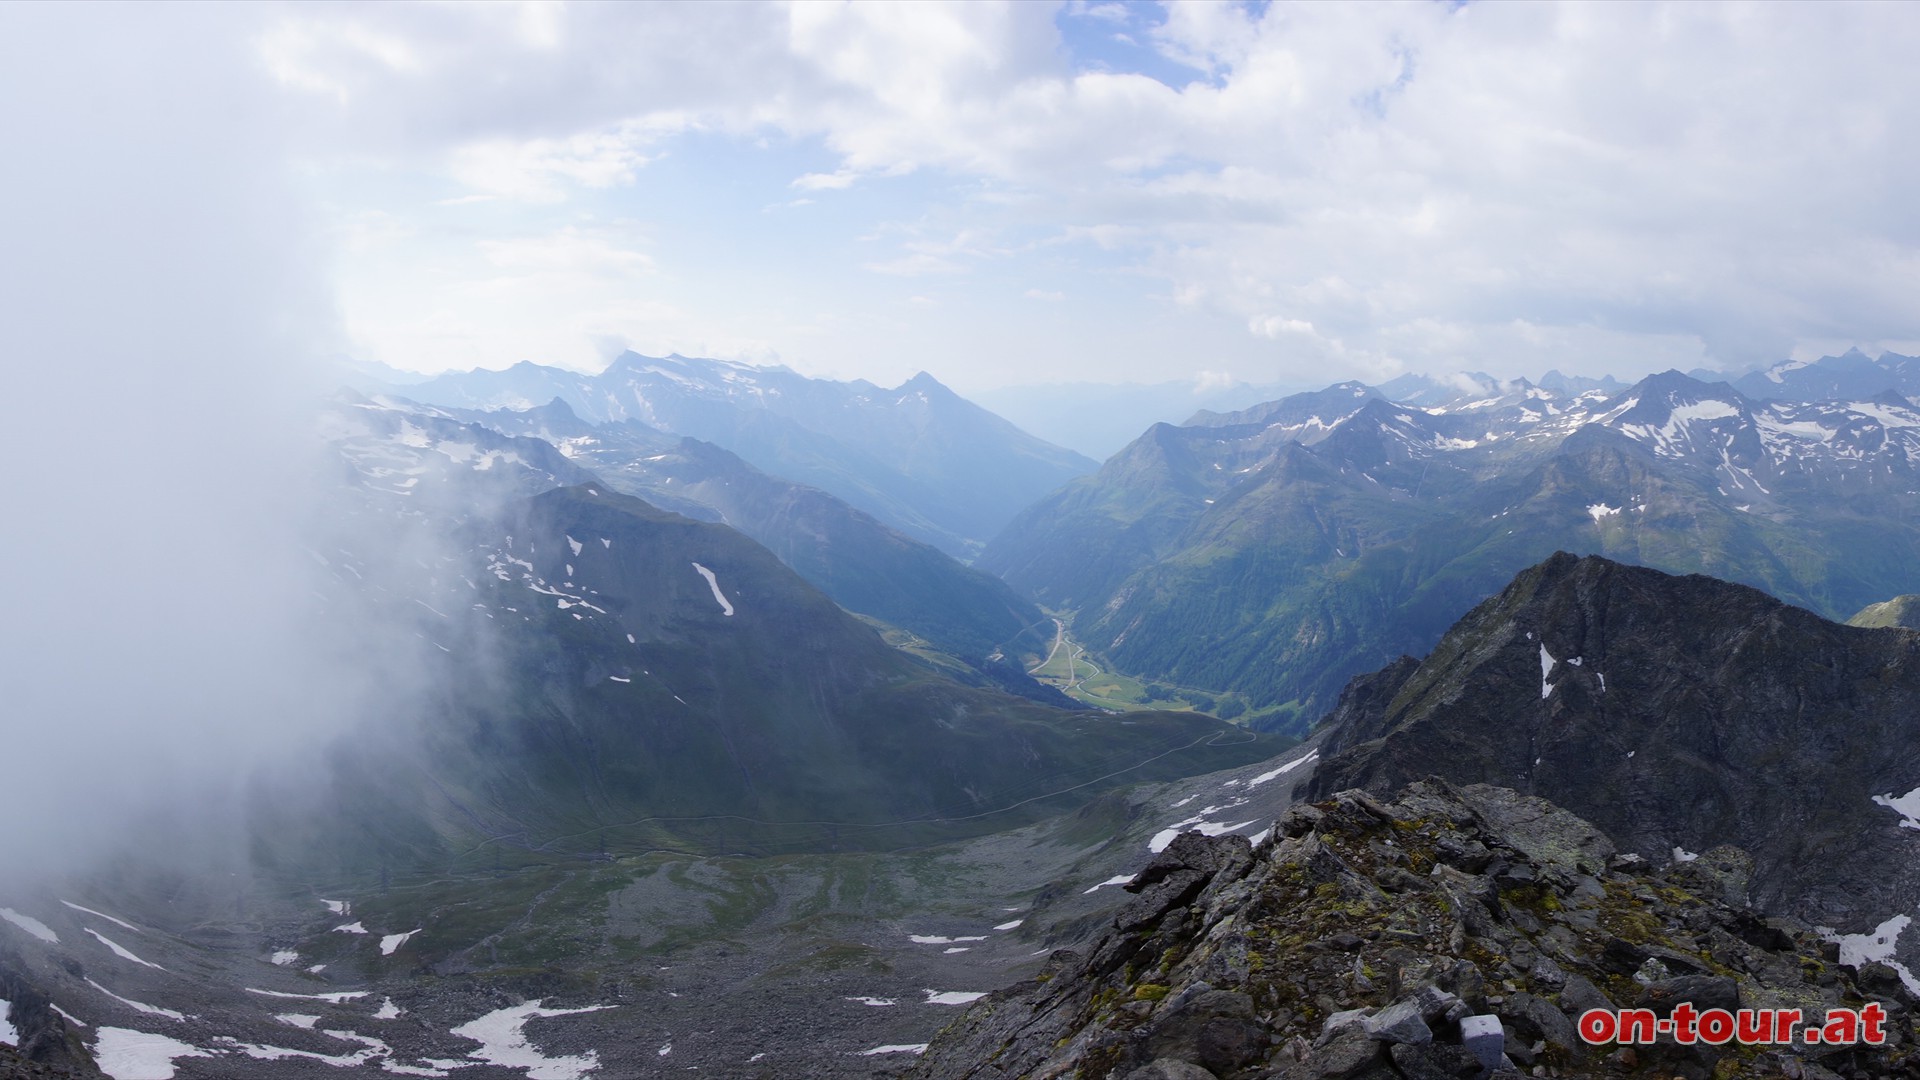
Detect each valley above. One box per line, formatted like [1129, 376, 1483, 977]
[1025, 620, 1256, 722]
[13, 349, 1920, 1080]
[0, 750, 1320, 1079]
[15, 10, 1920, 1079]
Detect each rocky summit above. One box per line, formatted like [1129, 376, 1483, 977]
[908, 780, 1920, 1080]
[1304, 552, 1920, 936]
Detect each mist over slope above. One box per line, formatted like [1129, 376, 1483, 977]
[0, 4, 420, 880]
[392, 394, 1059, 686]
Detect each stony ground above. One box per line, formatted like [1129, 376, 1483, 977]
[0, 748, 1317, 1079]
[910, 779, 1920, 1080]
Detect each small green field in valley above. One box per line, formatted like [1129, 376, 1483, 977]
[1026, 618, 1253, 721]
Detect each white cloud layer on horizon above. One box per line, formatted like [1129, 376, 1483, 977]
[260, 2, 1920, 387]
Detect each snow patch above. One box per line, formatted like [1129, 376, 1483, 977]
[86, 979, 186, 1020]
[1586, 503, 1621, 522]
[219, 1037, 373, 1069]
[0, 908, 58, 944]
[924, 991, 986, 1006]
[994, 920, 1024, 931]
[566, 536, 583, 557]
[448, 1000, 616, 1080]
[1828, 915, 1920, 994]
[1248, 748, 1319, 788]
[1149, 818, 1260, 853]
[270, 950, 299, 967]
[277, 1014, 321, 1029]
[63, 902, 142, 935]
[691, 562, 734, 616]
[0, 997, 15, 1047]
[860, 1044, 929, 1056]
[845, 997, 896, 1007]
[375, 999, 404, 1020]
[908, 934, 985, 945]
[1539, 644, 1556, 699]
[1873, 787, 1920, 830]
[1673, 846, 1700, 863]
[86, 930, 165, 970]
[92, 1027, 212, 1079]
[1084, 874, 1133, 894]
[333, 922, 368, 934]
[245, 988, 370, 1004]
[381, 929, 422, 956]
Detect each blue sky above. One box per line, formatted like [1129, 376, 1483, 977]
[198, 2, 1920, 390]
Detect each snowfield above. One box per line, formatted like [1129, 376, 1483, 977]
[691, 562, 735, 616]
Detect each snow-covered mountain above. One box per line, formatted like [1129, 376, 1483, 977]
[1731, 346, 1920, 402]
[356, 353, 1097, 557]
[981, 368, 1920, 731]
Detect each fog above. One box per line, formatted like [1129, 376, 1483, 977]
[0, 6, 423, 880]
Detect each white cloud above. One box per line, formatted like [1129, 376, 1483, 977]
[447, 121, 672, 202]
[1024, 288, 1064, 302]
[793, 169, 861, 190]
[261, 2, 1920, 382]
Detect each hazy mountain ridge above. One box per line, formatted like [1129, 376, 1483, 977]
[302, 405, 1283, 869]
[364, 393, 1061, 692]
[1731, 347, 1920, 402]
[981, 358, 1920, 731]
[971, 378, 1311, 460]
[360, 352, 1097, 557]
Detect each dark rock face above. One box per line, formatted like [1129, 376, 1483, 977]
[908, 782, 1920, 1080]
[0, 957, 97, 1078]
[1307, 552, 1920, 932]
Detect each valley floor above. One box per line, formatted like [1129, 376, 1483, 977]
[0, 749, 1321, 1079]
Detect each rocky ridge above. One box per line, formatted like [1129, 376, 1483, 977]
[908, 780, 1920, 1080]
[1304, 552, 1920, 934]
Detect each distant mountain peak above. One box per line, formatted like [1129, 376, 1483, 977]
[900, 370, 954, 395]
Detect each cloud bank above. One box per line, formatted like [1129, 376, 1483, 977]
[256, 1, 1920, 384]
[0, 5, 406, 877]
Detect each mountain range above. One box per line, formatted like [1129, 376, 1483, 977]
[981, 356, 1920, 731]
[296, 394, 1284, 875]
[1730, 347, 1920, 403]
[339, 392, 1062, 700]
[19, 341, 1920, 1078]
[353, 352, 1098, 558]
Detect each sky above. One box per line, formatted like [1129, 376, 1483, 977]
[245, 0, 1920, 394]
